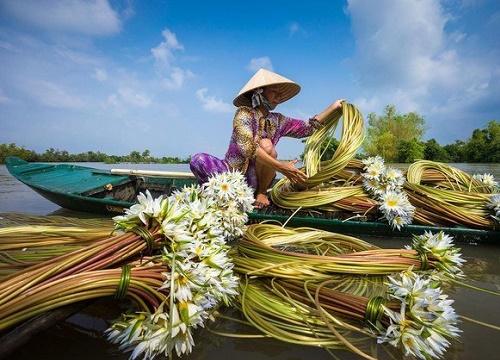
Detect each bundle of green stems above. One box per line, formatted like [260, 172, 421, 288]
[0, 257, 167, 331]
[232, 224, 431, 279]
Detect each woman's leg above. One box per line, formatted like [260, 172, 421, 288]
[254, 138, 277, 208]
[189, 153, 228, 184]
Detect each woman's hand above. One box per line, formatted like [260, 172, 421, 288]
[332, 98, 346, 110]
[279, 158, 308, 184]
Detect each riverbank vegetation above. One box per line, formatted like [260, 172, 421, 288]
[0, 146, 191, 165]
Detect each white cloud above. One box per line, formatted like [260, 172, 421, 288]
[106, 93, 120, 108]
[346, 0, 498, 144]
[246, 57, 273, 72]
[196, 88, 233, 113]
[118, 87, 151, 107]
[347, 0, 450, 88]
[289, 22, 300, 36]
[54, 47, 101, 67]
[0, 0, 122, 36]
[106, 87, 151, 108]
[26, 80, 86, 108]
[92, 68, 108, 82]
[161, 67, 194, 90]
[151, 29, 184, 69]
[151, 29, 193, 90]
[0, 40, 18, 52]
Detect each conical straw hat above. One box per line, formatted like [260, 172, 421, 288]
[233, 68, 301, 107]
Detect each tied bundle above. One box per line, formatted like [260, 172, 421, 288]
[230, 223, 467, 359]
[0, 171, 255, 360]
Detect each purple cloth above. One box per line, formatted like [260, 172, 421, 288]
[190, 152, 259, 189]
[189, 153, 229, 184]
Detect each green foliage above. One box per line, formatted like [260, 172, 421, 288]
[319, 136, 340, 161]
[463, 121, 499, 162]
[300, 135, 340, 162]
[0, 143, 38, 164]
[424, 139, 450, 162]
[442, 141, 466, 162]
[0, 144, 191, 164]
[363, 105, 428, 162]
[361, 105, 498, 163]
[397, 138, 425, 163]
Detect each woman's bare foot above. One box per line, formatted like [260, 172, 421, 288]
[254, 193, 270, 209]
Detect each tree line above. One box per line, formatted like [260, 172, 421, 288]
[0, 145, 191, 165]
[1, 105, 498, 165]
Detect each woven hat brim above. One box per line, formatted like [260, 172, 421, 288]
[233, 69, 301, 107]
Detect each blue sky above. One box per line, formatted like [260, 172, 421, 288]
[0, 0, 498, 160]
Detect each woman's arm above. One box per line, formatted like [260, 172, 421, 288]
[313, 98, 345, 123]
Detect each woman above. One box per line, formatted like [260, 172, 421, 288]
[190, 68, 345, 208]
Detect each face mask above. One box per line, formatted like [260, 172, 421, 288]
[262, 96, 276, 110]
[251, 88, 276, 110]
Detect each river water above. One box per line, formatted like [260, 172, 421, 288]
[0, 163, 499, 360]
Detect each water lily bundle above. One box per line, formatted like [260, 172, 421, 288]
[231, 224, 465, 359]
[404, 160, 499, 229]
[0, 217, 114, 277]
[232, 224, 466, 280]
[0, 257, 168, 332]
[237, 268, 461, 360]
[487, 194, 500, 221]
[107, 172, 254, 359]
[0, 171, 255, 360]
[302, 102, 365, 184]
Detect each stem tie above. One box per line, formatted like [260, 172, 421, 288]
[115, 265, 131, 300]
[365, 296, 387, 329]
[130, 226, 154, 253]
[419, 251, 429, 271]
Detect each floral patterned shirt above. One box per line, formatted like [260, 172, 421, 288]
[224, 106, 322, 173]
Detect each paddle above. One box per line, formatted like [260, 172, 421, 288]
[92, 168, 196, 178]
[109, 168, 196, 178]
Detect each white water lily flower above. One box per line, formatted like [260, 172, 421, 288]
[362, 177, 383, 195]
[379, 268, 461, 359]
[161, 221, 193, 244]
[487, 194, 500, 219]
[380, 191, 409, 216]
[388, 214, 409, 230]
[425, 328, 451, 358]
[408, 231, 465, 278]
[363, 163, 384, 180]
[361, 156, 414, 229]
[135, 190, 162, 225]
[362, 155, 385, 169]
[379, 191, 415, 230]
[113, 190, 162, 228]
[383, 167, 405, 190]
[473, 173, 499, 188]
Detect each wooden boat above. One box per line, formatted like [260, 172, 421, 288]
[5, 156, 499, 242]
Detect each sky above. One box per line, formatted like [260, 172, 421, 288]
[0, 0, 498, 160]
